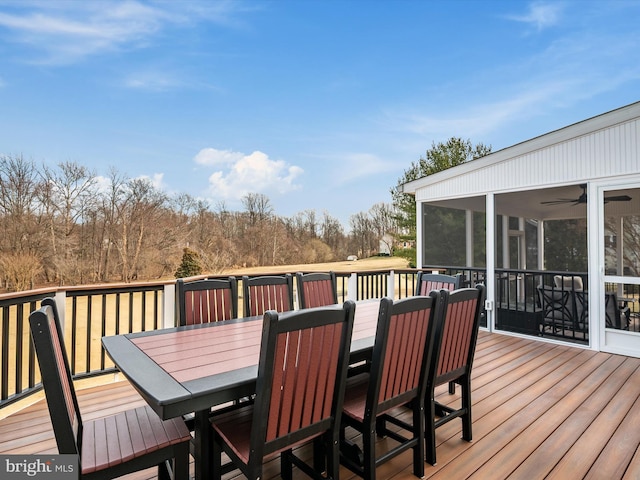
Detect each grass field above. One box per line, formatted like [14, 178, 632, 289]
[221, 255, 411, 276]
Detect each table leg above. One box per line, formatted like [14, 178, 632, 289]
[193, 409, 212, 480]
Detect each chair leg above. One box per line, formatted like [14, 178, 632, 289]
[281, 449, 293, 480]
[173, 443, 190, 480]
[425, 395, 437, 466]
[313, 436, 326, 473]
[362, 428, 377, 480]
[413, 404, 425, 478]
[375, 416, 388, 437]
[461, 376, 473, 441]
[158, 462, 171, 480]
[449, 381, 456, 394]
[212, 435, 223, 480]
[326, 435, 341, 480]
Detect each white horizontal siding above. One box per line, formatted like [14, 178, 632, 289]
[413, 106, 640, 202]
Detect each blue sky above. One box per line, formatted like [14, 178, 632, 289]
[1, 1, 639, 228]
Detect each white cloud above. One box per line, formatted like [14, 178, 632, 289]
[0, 1, 242, 65]
[505, 1, 563, 31]
[138, 172, 166, 190]
[0, 3, 162, 64]
[92, 174, 113, 195]
[385, 16, 640, 145]
[331, 153, 397, 185]
[123, 71, 185, 92]
[395, 81, 572, 139]
[194, 147, 244, 166]
[195, 148, 303, 200]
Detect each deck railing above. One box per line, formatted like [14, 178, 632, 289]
[0, 269, 421, 409]
[0, 283, 168, 410]
[494, 268, 639, 342]
[6, 265, 631, 411]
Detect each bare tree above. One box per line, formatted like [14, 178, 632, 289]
[0, 155, 376, 290]
[302, 209, 318, 238]
[0, 154, 41, 254]
[320, 211, 344, 259]
[40, 161, 98, 284]
[242, 193, 273, 225]
[95, 168, 128, 282]
[369, 203, 396, 254]
[349, 211, 377, 258]
[0, 252, 42, 291]
[113, 177, 168, 282]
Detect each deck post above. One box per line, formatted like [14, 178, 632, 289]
[163, 283, 176, 328]
[387, 270, 395, 299]
[347, 273, 358, 301]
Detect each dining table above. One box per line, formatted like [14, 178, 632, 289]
[101, 298, 381, 480]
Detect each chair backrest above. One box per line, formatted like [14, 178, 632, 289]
[242, 274, 294, 317]
[176, 276, 238, 326]
[553, 275, 584, 292]
[249, 301, 355, 461]
[605, 292, 623, 329]
[365, 293, 443, 418]
[416, 272, 462, 296]
[433, 285, 485, 387]
[29, 298, 82, 455]
[295, 271, 338, 308]
[536, 286, 574, 324]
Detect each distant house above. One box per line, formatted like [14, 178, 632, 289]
[379, 234, 393, 256]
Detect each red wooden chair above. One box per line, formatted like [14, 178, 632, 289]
[425, 285, 485, 465]
[176, 276, 238, 325]
[210, 301, 356, 480]
[416, 272, 464, 395]
[296, 271, 338, 308]
[242, 274, 294, 317]
[339, 293, 444, 480]
[176, 276, 241, 425]
[29, 298, 191, 480]
[415, 271, 462, 295]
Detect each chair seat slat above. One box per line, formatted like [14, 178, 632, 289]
[80, 420, 97, 474]
[93, 417, 110, 471]
[114, 408, 135, 463]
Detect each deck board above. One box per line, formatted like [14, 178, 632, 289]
[1, 331, 639, 479]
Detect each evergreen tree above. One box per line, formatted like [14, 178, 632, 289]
[391, 138, 491, 266]
[175, 247, 203, 278]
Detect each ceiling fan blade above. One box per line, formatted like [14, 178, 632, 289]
[541, 198, 578, 205]
[541, 185, 631, 206]
[604, 195, 632, 202]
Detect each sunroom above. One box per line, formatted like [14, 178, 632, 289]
[402, 101, 640, 358]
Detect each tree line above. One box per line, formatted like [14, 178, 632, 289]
[0, 154, 397, 292]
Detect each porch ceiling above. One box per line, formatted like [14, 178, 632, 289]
[426, 185, 640, 221]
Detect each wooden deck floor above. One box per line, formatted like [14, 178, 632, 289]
[1, 331, 640, 479]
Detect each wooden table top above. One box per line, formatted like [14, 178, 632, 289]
[102, 298, 381, 419]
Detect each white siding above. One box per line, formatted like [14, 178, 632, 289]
[411, 105, 640, 202]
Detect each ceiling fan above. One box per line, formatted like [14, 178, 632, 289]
[541, 184, 632, 206]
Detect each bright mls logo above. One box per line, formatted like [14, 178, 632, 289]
[1, 455, 77, 480]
